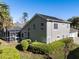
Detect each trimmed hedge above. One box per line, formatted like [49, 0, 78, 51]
[25, 39, 31, 44]
[0, 46, 20, 59]
[49, 40, 64, 50]
[28, 42, 52, 54]
[21, 40, 29, 51]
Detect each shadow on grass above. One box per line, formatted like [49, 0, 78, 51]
[16, 44, 23, 51]
[67, 47, 79, 59]
[27, 45, 52, 59]
[44, 54, 52, 59]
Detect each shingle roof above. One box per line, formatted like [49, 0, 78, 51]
[37, 14, 70, 23]
[38, 14, 63, 21]
[20, 13, 71, 32]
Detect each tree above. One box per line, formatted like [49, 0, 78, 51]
[0, 2, 13, 38]
[0, 2, 13, 28]
[22, 12, 28, 23]
[68, 17, 79, 29]
[63, 38, 73, 59]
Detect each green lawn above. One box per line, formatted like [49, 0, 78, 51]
[19, 39, 79, 59]
[48, 40, 79, 59]
[20, 52, 45, 59]
[0, 39, 79, 59]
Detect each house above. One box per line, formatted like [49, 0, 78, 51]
[7, 27, 21, 42]
[5, 22, 24, 42]
[69, 28, 78, 38]
[20, 14, 75, 44]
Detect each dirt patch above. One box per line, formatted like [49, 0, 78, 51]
[0, 39, 8, 46]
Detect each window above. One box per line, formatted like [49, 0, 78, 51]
[41, 23, 44, 26]
[40, 28, 44, 30]
[24, 32, 26, 36]
[54, 23, 58, 29]
[33, 24, 36, 29]
[28, 32, 30, 39]
[22, 33, 24, 37]
[57, 36, 60, 38]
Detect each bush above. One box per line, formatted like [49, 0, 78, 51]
[62, 38, 74, 51]
[21, 40, 29, 51]
[25, 39, 31, 44]
[0, 46, 20, 59]
[16, 44, 23, 51]
[62, 37, 73, 44]
[28, 42, 52, 54]
[67, 47, 79, 59]
[49, 40, 64, 51]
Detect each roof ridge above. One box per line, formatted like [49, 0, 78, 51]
[36, 13, 70, 23]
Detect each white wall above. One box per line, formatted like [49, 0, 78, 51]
[69, 32, 78, 37]
[46, 22, 52, 44]
[46, 21, 70, 44]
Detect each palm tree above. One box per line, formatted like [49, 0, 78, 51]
[0, 2, 13, 39]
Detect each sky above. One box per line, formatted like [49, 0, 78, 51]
[2, 0, 79, 22]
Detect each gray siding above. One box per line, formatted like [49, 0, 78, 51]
[20, 15, 70, 44]
[21, 15, 47, 42]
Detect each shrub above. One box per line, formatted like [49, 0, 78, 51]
[49, 40, 64, 51]
[28, 42, 52, 54]
[67, 47, 79, 59]
[16, 44, 23, 51]
[25, 39, 31, 44]
[0, 46, 20, 59]
[62, 38, 73, 44]
[21, 40, 29, 51]
[62, 37, 74, 50]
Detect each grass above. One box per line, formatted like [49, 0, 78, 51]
[20, 39, 79, 59]
[20, 52, 45, 59]
[48, 39, 79, 59]
[0, 39, 20, 59]
[0, 39, 79, 59]
[19, 39, 79, 59]
[49, 40, 64, 51]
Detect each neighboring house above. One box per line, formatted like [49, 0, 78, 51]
[5, 22, 24, 42]
[20, 13, 72, 44]
[6, 27, 21, 41]
[69, 28, 78, 37]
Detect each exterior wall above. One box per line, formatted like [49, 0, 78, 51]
[20, 15, 47, 43]
[69, 32, 78, 37]
[46, 21, 70, 43]
[20, 15, 70, 44]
